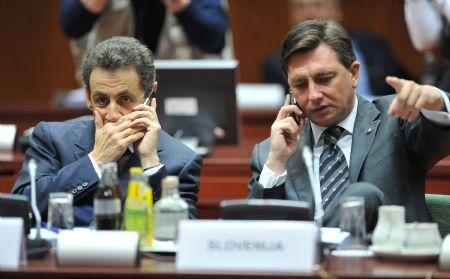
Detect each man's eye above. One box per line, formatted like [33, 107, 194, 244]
[316, 76, 332, 84]
[295, 82, 308, 90]
[94, 97, 109, 106]
[119, 96, 132, 105]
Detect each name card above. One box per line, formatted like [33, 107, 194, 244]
[0, 217, 26, 268]
[176, 220, 319, 273]
[57, 230, 140, 267]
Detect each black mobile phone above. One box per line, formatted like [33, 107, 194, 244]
[143, 90, 156, 105]
[289, 93, 300, 125]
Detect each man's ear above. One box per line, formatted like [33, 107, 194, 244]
[85, 87, 93, 110]
[349, 61, 360, 89]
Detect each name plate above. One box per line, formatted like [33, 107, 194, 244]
[0, 217, 26, 268]
[57, 230, 140, 267]
[176, 220, 319, 273]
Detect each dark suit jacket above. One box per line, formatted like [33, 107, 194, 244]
[262, 30, 413, 95]
[248, 95, 450, 224]
[12, 119, 202, 226]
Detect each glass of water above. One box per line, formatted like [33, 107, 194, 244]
[338, 196, 366, 250]
[47, 192, 74, 231]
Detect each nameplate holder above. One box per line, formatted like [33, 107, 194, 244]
[57, 230, 140, 267]
[176, 220, 319, 273]
[0, 217, 26, 268]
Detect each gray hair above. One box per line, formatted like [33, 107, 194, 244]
[81, 36, 156, 96]
[281, 19, 356, 76]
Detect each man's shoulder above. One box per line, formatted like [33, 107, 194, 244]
[158, 131, 198, 160]
[371, 94, 395, 108]
[33, 118, 94, 142]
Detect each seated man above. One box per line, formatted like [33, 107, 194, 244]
[249, 19, 450, 231]
[13, 37, 201, 226]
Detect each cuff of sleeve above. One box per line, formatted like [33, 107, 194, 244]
[421, 88, 450, 126]
[143, 164, 165, 176]
[88, 153, 102, 179]
[258, 164, 287, 189]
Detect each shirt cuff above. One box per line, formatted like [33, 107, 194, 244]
[143, 164, 165, 176]
[258, 164, 287, 189]
[421, 88, 450, 126]
[88, 153, 102, 179]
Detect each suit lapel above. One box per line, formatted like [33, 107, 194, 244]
[287, 121, 315, 207]
[349, 96, 381, 183]
[73, 120, 96, 160]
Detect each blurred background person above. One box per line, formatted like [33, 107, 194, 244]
[262, 0, 413, 98]
[404, 0, 450, 91]
[59, 0, 233, 107]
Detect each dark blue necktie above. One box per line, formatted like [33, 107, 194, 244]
[319, 126, 349, 210]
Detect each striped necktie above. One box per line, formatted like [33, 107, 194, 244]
[319, 126, 349, 210]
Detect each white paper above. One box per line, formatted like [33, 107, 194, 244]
[164, 97, 198, 116]
[176, 220, 319, 273]
[320, 227, 350, 244]
[236, 83, 284, 111]
[0, 217, 26, 268]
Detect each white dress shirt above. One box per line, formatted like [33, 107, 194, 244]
[404, 0, 450, 51]
[88, 144, 164, 178]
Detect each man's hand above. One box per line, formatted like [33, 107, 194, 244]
[126, 98, 161, 169]
[387, 76, 445, 122]
[80, 0, 107, 13]
[266, 95, 305, 175]
[161, 0, 191, 13]
[90, 111, 146, 166]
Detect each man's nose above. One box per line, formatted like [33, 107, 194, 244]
[308, 83, 323, 102]
[105, 102, 122, 122]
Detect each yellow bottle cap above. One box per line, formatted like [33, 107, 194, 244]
[130, 167, 144, 174]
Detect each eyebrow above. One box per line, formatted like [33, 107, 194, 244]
[92, 90, 133, 97]
[314, 71, 336, 77]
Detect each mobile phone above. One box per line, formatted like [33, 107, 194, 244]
[289, 93, 301, 125]
[143, 90, 156, 105]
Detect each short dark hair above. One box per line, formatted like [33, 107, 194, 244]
[281, 19, 356, 77]
[81, 36, 156, 96]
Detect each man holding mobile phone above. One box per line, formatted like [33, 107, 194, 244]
[248, 19, 450, 231]
[13, 37, 201, 226]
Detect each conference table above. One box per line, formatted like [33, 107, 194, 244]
[2, 251, 450, 278]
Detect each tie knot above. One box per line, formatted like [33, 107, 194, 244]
[323, 126, 345, 145]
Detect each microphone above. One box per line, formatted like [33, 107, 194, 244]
[26, 158, 51, 258]
[302, 146, 324, 225]
[28, 158, 41, 239]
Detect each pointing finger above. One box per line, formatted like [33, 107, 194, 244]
[386, 76, 405, 93]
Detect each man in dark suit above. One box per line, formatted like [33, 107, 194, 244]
[249, 19, 450, 231]
[13, 37, 201, 226]
[262, 0, 412, 97]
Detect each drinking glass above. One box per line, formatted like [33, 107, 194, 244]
[338, 196, 366, 250]
[47, 192, 74, 231]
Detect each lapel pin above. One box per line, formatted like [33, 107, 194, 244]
[365, 128, 373, 135]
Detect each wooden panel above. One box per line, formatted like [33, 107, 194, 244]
[0, 0, 77, 105]
[0, 0, 424, 107]
[229, 0, 424, 83]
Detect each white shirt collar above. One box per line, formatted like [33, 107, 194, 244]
[310, 96, 358, 147]
[128, 144, 135, 154]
